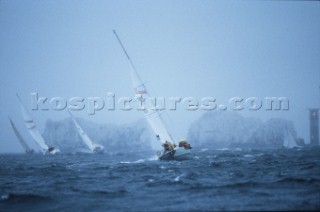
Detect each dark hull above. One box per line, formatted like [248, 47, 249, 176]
[158, 148, 191, 161]
[159, 150, 176, 160]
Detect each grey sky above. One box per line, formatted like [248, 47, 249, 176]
[0, 1, 319, 152]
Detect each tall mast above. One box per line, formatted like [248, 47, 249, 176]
[113, 30, 175, 144]
[113, 30, 147, 95]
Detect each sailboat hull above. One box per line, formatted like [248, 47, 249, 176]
[158, 147, 191, 161]
[26, 149, 35, 154]
[93, 146, 104, 154]
[45, 148, 60, 155]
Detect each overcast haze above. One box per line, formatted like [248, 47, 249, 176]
[0, 1, 319, 152]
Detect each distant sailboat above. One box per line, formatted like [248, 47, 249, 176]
[283, 127, 298, 149]
[16, 94, 60, 155]
[113, 30, 192, 160]
[68, 111, 104, 153]
[8, 117, 34, 154]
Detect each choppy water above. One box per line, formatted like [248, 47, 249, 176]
[0, 147, 319, 211]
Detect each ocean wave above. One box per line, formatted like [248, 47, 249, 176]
[214, 181, 260, 189]
[174, 174, 185, 182]
[66, 162, 101, 170]
[119, 159, 145, 164]
[1, 148, 319, 211]
[70, 188, 127, 197]
[0, 193, 51, 202]
[216, 148, 231, 151]
[148, 155, 158, 161]
[276, 176, 320, 184]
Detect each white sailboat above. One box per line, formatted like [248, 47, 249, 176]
[8, 117, 34, 154]
[68, 111, 104, 153]
[283, 127, 298, 149]
[16, 94, 60, 155]
[113, 30, 192, 160]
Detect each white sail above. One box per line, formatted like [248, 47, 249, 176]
[16, 94, 50, 153]
[131, 72, 175, 144]
[68, 111, 104, 153]
[8, 117, 33, 153]
[283, 127, 298, 148]
[113, 30, 175, 144]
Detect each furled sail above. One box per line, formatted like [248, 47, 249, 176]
[113, 30, 175, 144]
[8, 117, 33, 153]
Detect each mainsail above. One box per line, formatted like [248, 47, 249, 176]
[113, 30, 175, 145]
[8, 117, 33, 153]
[16, 94, 49, 153]
[68, 111, 103, 152]
[283, 127, 298, 148]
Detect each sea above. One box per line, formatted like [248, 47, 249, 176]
[0, 147, 319, 211]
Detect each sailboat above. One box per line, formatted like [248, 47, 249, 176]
[113, 30, 192, 160]
[8, 117, 34, 154]
[16, 94, 60, 155]
[68, 111, 104, 153]
[283, 127, 298, 149]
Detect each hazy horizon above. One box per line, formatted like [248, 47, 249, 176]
[1, 1, 319, 153]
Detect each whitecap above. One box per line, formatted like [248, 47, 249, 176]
[133, 159, 145, 163]
[233, 148, 242, 151]
[119, 161, 131, 164]
[174, 174, 184, 182]
[67, 162, 98, 169]
[217, 148, 230, 151]
[148, 155, 158, 161]
[120, 159, 145, 164]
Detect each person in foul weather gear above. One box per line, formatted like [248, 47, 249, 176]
[162, 141, 175, 153]
[162, 141, 170, 153]
[179, 139, 192, 149]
